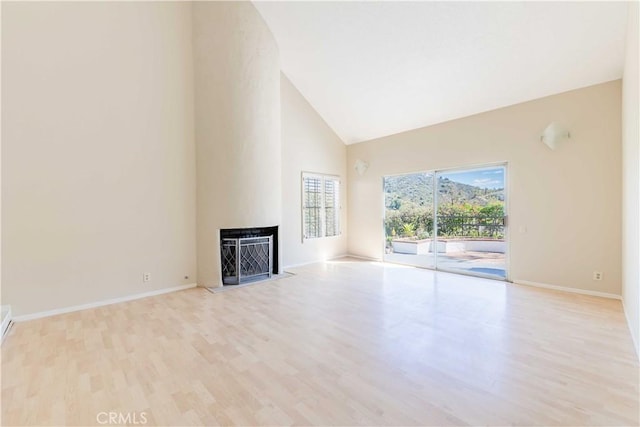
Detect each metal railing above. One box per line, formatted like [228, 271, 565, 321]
[436, 215, 505, 239]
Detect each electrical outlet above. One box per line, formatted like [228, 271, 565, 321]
[143, 272, 151, 283]
[593, 271, 603, 281]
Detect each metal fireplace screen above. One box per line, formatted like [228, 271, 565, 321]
[221, 236, 272, 285]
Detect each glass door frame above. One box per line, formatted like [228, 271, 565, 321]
[382, 161, 510, 281]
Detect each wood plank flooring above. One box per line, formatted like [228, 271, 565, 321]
[2, 259, 638, 426]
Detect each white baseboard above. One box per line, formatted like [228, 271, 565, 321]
[622, 299, 640, 362]
[342, 253, 382, 262]
[12, 283, 198, 322]
[513, 279, 621, 300]
[1, 305, 12, 345]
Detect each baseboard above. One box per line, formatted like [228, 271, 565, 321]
[622, 299, 640, 362]
[1, 305, 12, 346]
[342, 253, 382, 262]
[12, 283, 198, 322]
[513, 279, 621, 300]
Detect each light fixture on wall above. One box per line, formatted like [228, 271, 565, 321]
[540, 122, 571, 150]
[354, 159, 369, 176]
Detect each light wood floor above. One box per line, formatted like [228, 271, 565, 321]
[2, 259, 638, 426]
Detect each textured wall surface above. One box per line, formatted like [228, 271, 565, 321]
[193, 2, 282, 287]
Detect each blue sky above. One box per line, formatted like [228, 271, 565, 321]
[441, 168, 504, 189]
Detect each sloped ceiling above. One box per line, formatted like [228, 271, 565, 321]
[253, 1, 628, 144]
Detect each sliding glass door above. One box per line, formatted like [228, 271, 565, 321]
[435, 166, 506, 278]
[383, 172, 435, 269]
[383, 164, 507, 280]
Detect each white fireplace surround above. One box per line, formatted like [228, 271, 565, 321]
[194, 2, 282, 288]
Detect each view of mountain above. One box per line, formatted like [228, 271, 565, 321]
[384, 174, 504, 211]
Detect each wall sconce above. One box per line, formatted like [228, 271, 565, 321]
[541, 122, 571, 150]
[354, 159, 369, 176]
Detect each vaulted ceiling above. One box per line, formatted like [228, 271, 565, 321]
[253, 1, 628, 144]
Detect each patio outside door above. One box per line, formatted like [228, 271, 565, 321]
[383, 164, 507, 280]
[383, 172, 435, 269]
[435, 166, 507, 279]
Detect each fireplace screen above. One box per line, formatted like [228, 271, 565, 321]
[221, 236, 272, 285]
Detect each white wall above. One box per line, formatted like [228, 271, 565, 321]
[281, 74, 347, 267]
[348, 81, 622, 296]
[0, 3, 3, 314]
[193, 2, 281, 288]
[1, 2, 196, 316]
[622, 1, 639, 357]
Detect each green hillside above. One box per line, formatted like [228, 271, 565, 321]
[384, 174, 503, 210]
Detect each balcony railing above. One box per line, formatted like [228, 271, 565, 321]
[436, 215, 505, 239]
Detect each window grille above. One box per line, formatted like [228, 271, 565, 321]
[324, 178, 339, 237]
[302, 173, 340, 240]
[303, 176, 322, 239]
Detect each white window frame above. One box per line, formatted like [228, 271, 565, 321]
[301, 172, 341, 241]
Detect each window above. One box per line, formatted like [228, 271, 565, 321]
[302, 173, 340, 239]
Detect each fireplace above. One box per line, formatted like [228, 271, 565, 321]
[220, 226, 278, 285]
